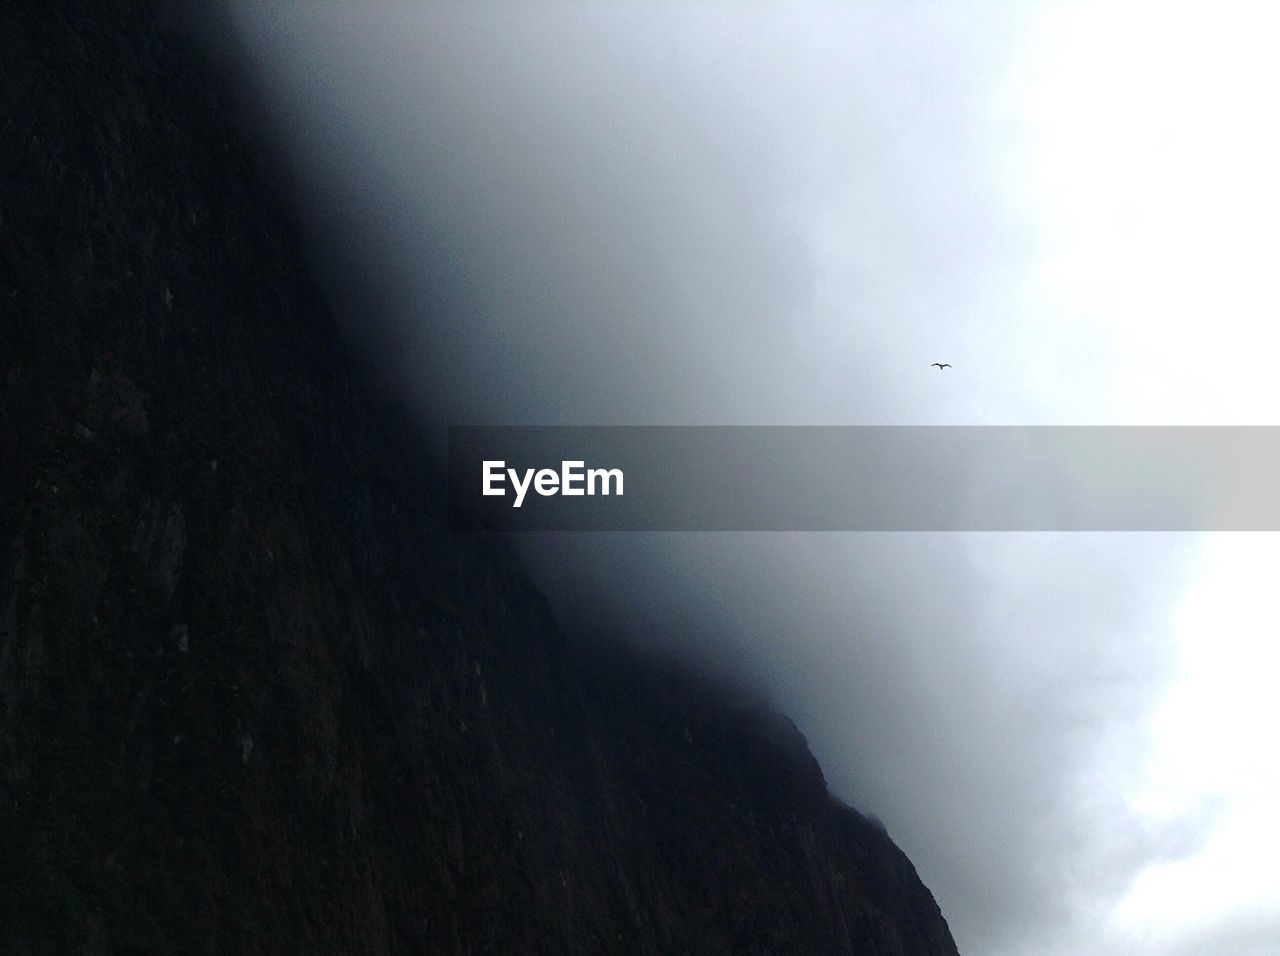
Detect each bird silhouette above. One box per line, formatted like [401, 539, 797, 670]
[931, 362, 952, 369]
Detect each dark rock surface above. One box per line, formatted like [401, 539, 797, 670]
[0, 2, 959, 952]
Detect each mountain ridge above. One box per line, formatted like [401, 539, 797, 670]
[0, 3, 959, 952]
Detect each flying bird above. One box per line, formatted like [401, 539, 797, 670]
[931, 362, 952, 369]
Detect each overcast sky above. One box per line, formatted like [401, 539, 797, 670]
[229, 3, 1280, 953]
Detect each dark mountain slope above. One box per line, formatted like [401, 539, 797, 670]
[0, 3, 959, 953]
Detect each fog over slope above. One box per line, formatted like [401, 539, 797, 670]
[227, 4, 1280, 953]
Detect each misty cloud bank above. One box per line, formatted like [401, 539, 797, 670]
[223, 4, 1276, 953]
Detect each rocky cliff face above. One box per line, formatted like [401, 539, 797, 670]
[0, 3, 958, 953]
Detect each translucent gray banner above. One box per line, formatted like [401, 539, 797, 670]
[446, 426, 1280, 531]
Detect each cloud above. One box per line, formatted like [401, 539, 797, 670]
[223, 4, 1274, 952]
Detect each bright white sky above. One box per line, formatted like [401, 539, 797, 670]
[1005, 0, 1280, 426]
[234, 2, 1280, 952]
[968, 2, 1280, 952]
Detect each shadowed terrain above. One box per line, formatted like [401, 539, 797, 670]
[0, 3, 958, 952]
